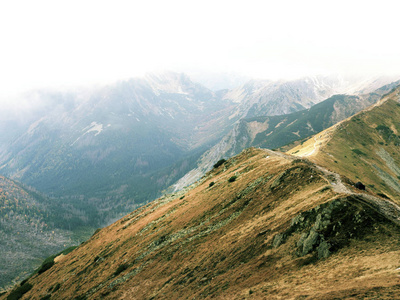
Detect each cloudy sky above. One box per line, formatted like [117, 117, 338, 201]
[1, 0, 399, 98]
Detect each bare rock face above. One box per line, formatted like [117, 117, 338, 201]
[273, 197, 389, 260]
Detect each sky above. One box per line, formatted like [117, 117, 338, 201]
[1, 0, 400, 98]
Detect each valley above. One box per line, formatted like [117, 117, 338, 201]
[0, 72, 369, 230]
[2, 146, 399, 299]
[3, 1, 400, 298]
[0, 176, 76, 290]
[1, 73, 400, 298]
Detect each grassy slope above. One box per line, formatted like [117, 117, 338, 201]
[290, 88, 400, 204]
[237, 93, 383, 152]
[238, 81, 399, 153]
[3, 148, 399, 300]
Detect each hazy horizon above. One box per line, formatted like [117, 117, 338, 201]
[1, 0, 400, 99]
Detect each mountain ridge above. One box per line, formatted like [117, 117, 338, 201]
[4, 83, 400, 296]
[1, 74, 400, 295]
[3, 146, 399, 299]
[289, 85, 400, 206]
[0, 72, 377, 228]
[173, 80, 400, 191]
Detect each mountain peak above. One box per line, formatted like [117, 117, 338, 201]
[144, 71, 199, 95]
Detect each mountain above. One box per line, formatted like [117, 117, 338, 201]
[0, 176, 77, 291]
[173, 80, 400, 191]
[0, 73, 365, 229]
[221, 74, 399, 119]
[3, 146, 399, 299]
[340, 75, 400, 94]
[289, 84, 400, 204]
[0, 72, 239, 227]
[222, 75, 342, 118]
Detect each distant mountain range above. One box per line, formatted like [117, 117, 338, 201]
[0, 72, 234, 228]
[173, 80, 400, 190]
[289, 84, 400, 204]
[1, 72, 377, 228]
[1, 72, 400, 293]
[5, 85, 400, 299]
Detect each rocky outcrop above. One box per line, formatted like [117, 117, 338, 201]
[273, 196, 390, 259]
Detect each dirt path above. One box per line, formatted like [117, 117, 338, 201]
[314, 164, 351, 194]
[305, 136, 319, 157]
[263, 149, 400, 225]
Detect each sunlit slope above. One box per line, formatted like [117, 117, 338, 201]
[3, 148, 400, 299]
[173, 80, 400, 191]
[289, 87, 400, 204]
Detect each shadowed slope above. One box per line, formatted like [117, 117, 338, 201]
[0, 176, 74, 291]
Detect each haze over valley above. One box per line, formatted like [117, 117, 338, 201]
[1, 0, 400, 298]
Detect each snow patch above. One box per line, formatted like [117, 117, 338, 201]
[85, 122, 103, 136]
[71, 122, 105, 146]
[292, 131, 300, 137]
[177, 85, 188, 95]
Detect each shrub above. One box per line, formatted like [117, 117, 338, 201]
[213, 159, 226, 169]
[38, 261, 55, 274]
[52, 283, 61, 292]
[377, 193, 390, 199]
[228, 176, 237, 182]
[19, 279, 28, 286]
[61, 246, 78, 255]
[351, 149, 365, 156]
[208, 181, 215, 187]
[113, 263, 129, 276]
[376, 125, 391, 132]
[7, 282, 33, 300]
[355, 182, 365, 190]
[376, 125, 395, 141]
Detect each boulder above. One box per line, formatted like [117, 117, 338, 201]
[355, 182, 365, 190]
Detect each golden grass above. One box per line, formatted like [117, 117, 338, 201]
[2, 148, 400, 300]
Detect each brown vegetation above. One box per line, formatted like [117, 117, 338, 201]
[2, 147, 399, 299]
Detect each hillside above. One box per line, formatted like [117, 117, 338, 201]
[0, 176, 76, 291]
[173, 81, 399, 191]
[289, 86, 400, 205]
[0, 72, 236, 227]
[4, 148, 399, 299]
[0, 73, 365, 229]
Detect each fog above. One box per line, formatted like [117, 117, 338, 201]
[1, 0, 400, 102]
